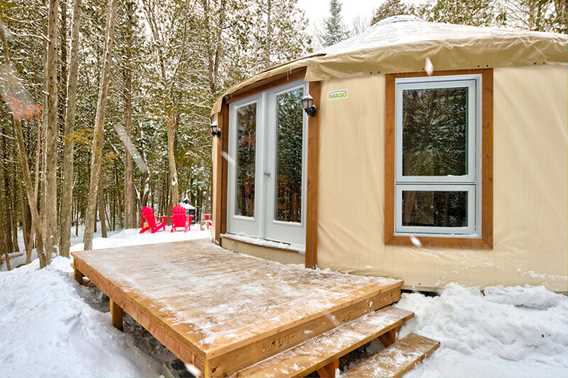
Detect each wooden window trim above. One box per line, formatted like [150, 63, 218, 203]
[225, 69, 306, 105]
[384, 69, 493, 250]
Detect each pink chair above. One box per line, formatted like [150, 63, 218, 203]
[171, 205, 191, 232]
[139, 207, 167, 233]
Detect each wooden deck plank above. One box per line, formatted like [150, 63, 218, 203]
[232, 307, 413, 378]
[72, 240, 402, 377]
[341, 333, 440, 378]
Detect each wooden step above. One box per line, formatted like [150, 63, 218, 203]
[232, 306, 414, 378]
[342, 333, 440, 378]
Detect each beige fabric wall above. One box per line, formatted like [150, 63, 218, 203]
[317, 65, 568, 291]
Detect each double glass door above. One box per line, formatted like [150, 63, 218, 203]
[227, 81, 307, 248]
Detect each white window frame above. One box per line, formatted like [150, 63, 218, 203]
[394, 74, 482, 237]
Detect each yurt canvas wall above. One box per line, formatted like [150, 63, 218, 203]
[316, 64, 568, 291]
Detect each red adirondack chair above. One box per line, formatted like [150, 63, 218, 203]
[203, 213, 213, 230]
[139, 206, 167, 234]
[171, 205, 191, 232]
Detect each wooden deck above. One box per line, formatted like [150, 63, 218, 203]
[72, 240, 403, 377]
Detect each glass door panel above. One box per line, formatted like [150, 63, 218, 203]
[235, 103, 257, 217]
[227, 97, 263, 237]
[274, 87, 304, 223]
[264, 83, 306, 246]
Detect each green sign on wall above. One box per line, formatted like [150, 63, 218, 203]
[328, 89, 348, 100]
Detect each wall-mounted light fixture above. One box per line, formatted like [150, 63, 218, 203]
[210, 118, 221, 138]
[302, 94, 317, 117]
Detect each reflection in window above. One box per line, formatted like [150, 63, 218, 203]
[275, 87, 304, 223]
[402, 191, 468, 228]
[235, 103, 256, 217]
[402, 87, 468, 177]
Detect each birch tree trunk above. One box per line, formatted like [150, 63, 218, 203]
[83, 0, 116, 251]
[60, 0, 82, 257]
[44, 0, 60, 264]
[167, 112, 179, 208]
[123, 0, 136, 228]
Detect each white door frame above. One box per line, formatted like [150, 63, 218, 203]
[226, 80, 307, 248]
[263, 81, 308, 246]
[227, 94, 265, 238]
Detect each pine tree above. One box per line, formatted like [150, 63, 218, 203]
[322, 0, 349, 47]
[429, 0, 497, 26]
[372, 0, 423, 25]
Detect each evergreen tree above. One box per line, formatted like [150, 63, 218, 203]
[322, 0, 349, 47]
[428, 0, 498, 26]
[372, 0, 417, 25]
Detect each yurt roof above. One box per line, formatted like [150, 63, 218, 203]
[212, 15, 568, 114]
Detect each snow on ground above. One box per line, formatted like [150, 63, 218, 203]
[398, 284, 568, 378]
[70, 225, 211, 252]
[2, 227, 568, 377]
[0, 256, 161, 378]
[0, 227, 212, 378]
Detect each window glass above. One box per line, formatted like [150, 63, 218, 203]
[402, 191, 468, 228]
[402, 87, 468, 177]
[274, 87, 304, 223]
[235, 103, 256, 217]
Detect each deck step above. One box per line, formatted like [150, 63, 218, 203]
[232, 306, 414, 378]
[342, 333, 440, 378]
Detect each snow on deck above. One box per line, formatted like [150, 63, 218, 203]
[72, 239, 400, 354]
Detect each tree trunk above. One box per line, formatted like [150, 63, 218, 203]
[83, 0, 116, 251]
[167, 113, 179, 208]
[123, 0, 136, 229]
[60, 0, 82, 257]
[44, 0, 60, 264]
[21, 189, 33, 264]
[0, 125, 12, 270]
[13, 119, 47, 266]
[1, 22, 46, 266]
[8, 140, 19, 253]
[98, 175, 108, 238]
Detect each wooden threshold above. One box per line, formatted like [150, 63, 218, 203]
[221, 233, 304, 254]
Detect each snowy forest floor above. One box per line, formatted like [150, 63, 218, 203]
[1, 230, 567, 378]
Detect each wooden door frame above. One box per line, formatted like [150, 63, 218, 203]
[213, 68, 321, 268]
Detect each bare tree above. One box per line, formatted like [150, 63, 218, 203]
[123, 0, 136, 228]
[83, 0, 117, 251]
[60, 0, 82, 257]
[44, 0, 60, 264]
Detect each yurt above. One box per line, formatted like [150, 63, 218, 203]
[210, 16, 568, 291]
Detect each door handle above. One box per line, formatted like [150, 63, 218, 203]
[264, 171, 271, 177]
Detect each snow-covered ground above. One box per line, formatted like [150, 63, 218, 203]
[0, 227, 211, 378]
[399, 285, 568, 378]
[1, 227, 567, 378]
[70, 225, 211, 252]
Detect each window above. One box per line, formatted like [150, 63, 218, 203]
[385, 70, 493, 249]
